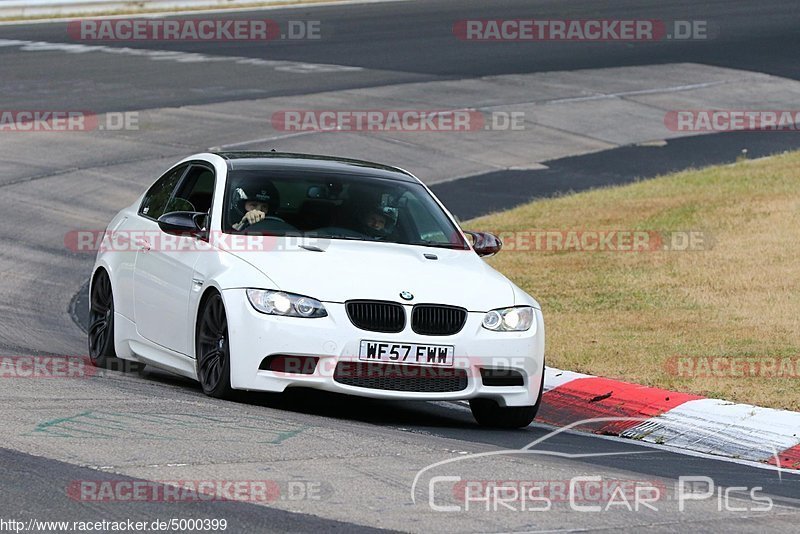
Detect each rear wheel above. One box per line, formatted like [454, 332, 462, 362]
[196, 293, 233, 399]
[88, 270, 115, 367]
[88, 270, 141, 372]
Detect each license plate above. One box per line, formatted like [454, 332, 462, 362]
[358, 341, 454, 367]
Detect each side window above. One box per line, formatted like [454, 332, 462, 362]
[139, 164, 188, 220]
[169, 165, 215, 215]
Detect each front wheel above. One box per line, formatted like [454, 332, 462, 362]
[470, 371, 545, 428]
[196, 293, 233, 399]
[469, 400, 539, 428]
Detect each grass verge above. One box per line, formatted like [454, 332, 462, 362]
[466, 150, 800, 411]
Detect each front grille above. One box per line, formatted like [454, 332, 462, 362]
[334, 362, 468, 392]
[411, 304, 468, 336]
[346, 300, 405, 333]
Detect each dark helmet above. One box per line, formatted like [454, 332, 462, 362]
[359, 205, 398, 238]
[230, 182, 280, 221]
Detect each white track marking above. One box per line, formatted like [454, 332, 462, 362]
[539, 366, 800, 472]
[621, 398, 800, 462]
[544, 366, 593, 391]
[545, 80, 735, 104]
[0, 38, 362, 73]
[531, 419, 800, 478]
[211, 130, 316, 150]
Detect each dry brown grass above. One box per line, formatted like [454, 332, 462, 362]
[465, 151, 800, 410]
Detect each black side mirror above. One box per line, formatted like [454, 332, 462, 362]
[157, 211, 206, 237]
[464, 231, 502, 257]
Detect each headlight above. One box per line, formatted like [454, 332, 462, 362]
[482, 306, 535, 332]
[246, 289, 327, 318]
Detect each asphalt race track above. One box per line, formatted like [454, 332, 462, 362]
[1, 1, 799, 531]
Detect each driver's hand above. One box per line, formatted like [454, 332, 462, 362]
[241, 210, 266, 226]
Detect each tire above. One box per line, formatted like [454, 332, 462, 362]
[88, 270, 116, 368]
[88, 270, 142, 372]
[469, 370, 545, 428]
[195, 292, 233, 399]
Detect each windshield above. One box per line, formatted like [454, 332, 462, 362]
[222, 170, 469, 249]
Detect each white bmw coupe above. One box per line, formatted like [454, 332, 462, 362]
[89, 152, 545, 427]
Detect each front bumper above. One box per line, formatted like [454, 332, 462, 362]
[223, 289, 545, 407]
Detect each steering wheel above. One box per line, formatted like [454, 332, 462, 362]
[239, 216, 297, 233]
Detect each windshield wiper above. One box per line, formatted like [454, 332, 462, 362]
[313, 233, 370, 242]
[408, 240, 468, 250]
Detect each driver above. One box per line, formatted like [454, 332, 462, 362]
[230, 184, 281, 231]
[359, 206, 397, 239]
[363, 210, 387, 233]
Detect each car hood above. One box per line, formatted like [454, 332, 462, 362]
[224, 238, 517, 311]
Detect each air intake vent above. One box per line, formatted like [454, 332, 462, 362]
[334, 362, 468, 392]
[480, 368, 525, 387]
[345, 300, 406, 333]
[411, 305, 467, 336]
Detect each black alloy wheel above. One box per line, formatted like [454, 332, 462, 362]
[196, 293, 233, 398]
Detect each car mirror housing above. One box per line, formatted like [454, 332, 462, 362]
[157, 211, 206, 237]
[464, 230, 502, 257]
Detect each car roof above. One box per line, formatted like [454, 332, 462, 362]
[212, 151, 418, 183]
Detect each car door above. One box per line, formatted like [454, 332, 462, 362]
[133, 163, 216, 355]
[115, 163, 188, 320]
